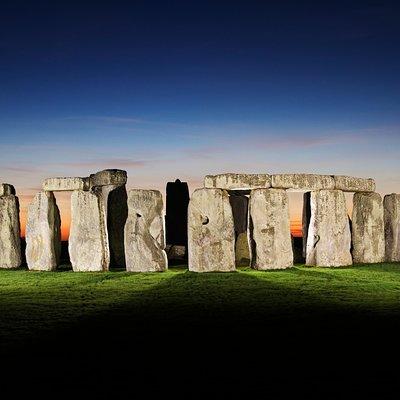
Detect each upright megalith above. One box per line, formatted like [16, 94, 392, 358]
[352, 192, 385, 264]
[229, 193, 250, 266]
[91, 169, 128, 267]
[26, 191, 61, 271]
[0, 192, 22, 269]
[124, 189, 167, 272]
[384, 194, 400, 262]
[69, 189, 110, 272]
[188, 188, 235, 272]
[249, 189, 293, 270]
[305, 190, 352, 267]
[0, 183, 16, 197]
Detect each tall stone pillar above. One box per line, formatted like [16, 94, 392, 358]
[69, 189, 110, 272]
[90, 169, 128, 267]
[249, 189, 293, 270]
[305, 190, 352, 267]
[124, 189, 167, 272]
[229, 193, 250, 266]
[352, 192, 385, 264]
[384, 194, 400, 262]
[188, 188, 235, 272]
[0, 189, 22, 269]
[26, 191, 61, 271]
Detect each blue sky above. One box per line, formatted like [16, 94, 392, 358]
[0, 1, 399, 234]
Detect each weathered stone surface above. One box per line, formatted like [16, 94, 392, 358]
[271, 174, 335, 191]
[90, 169, 127, 187]
[188, 188, 235, 272]
[334, 176, 375, 193]
[0, 183, 15, 197]
[166, 179, 189, 247]
[0, 195, 22, 269]
[204, 173, 271, 190]
[26, 191, 61, 271]
[124, 190, 167, 272]
[249, 189, 293, 270]
[352, 192, 385, 264]
[384, 194, 400, 262]
[166, 245, 186, 260]
[229, 194, 250, 266]
[305, 190, 352, 267]
[43, 177, 90, 192]
[69, 190, 110, 272]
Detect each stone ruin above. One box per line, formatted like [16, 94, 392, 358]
[0, 170, 399, 272]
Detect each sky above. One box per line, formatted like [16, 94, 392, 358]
[0, 0, 399, 239]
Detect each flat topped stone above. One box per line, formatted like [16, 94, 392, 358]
[204, 173, 271, 190]
[0, 184, 15, 197]
[271, 174, 335, 191]
[90, 169, 127, 187]
[43, 177, 90, 192]
[333, 176, 375, 193]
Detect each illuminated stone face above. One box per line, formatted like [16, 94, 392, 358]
[384, 194, 400, 262]
[69, 189, 110, 272]
[305, 190, 352, 267]
[188, 188, 235, 272]
[124, 189, 167, 272]
[0, 194, 21, 269]
[26, 191, 61, 271]
[352, 192, 385, 264]
[249, 188, 293, 270]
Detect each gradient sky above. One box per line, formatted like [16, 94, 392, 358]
[1, 1, 399, 238]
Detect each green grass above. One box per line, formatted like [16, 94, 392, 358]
[1, 263, 400, 352]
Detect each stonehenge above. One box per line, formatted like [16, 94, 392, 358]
[124, 189, 167, 272]
[188, 188, 235, 272]
[0, 187, 22, 269]
[26, 191, 61, 271]
[1, 170, 399, 273]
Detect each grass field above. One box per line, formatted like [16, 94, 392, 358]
[1, 263, 400, 395]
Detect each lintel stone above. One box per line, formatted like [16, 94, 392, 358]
[271, 174, 335, 191]
[333, 175, 375, 193]
[89, 169, 127, 187]
[204, 173, 271, 190]
[43, 177, 90, 192]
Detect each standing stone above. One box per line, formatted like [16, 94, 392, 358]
[0, 195, 22, 269]
[249, 189, 293, 270]
[166, 179, 190, 247]
[188, 188, 235, 272]
[125, 190, 167, 272]
[69, 189, 110, 272]
[352, 192, 385, 264]
[305, 190, 352, 267]
[229, 194, 250, 266]
[26, 191, 61, 271]
[384, 194, 400, 262]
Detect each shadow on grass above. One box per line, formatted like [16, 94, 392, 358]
[2, 265, 400, 395]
